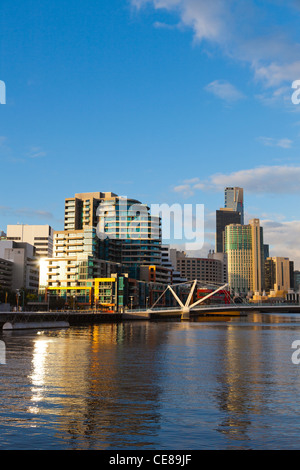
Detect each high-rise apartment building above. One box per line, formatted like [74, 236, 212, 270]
[53, 227, 98, 258]
[40, 191, 165, 309]
[63, 192, 162, 268]
[97, 195, 162, 268]
[64, 192, 117, 231]
[7, 224, 54, 257]
[224, 187, 244, 224]
[225, 219, 264, 295]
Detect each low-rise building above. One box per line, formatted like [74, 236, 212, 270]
[175, 251, 223, 284]
[139, 264, 173, 285]
[7, 224, 54, 258]
[0, 240, 39, 292]
[208, 250, 228, 283]
[0, 258, 13, 290]
[161, 245, 187, 283]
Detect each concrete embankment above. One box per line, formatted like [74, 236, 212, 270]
[0, 311, 123, 329]
[122, 311, 151, 320]
[3, 321, 70, 330]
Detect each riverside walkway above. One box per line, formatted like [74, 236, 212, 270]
[1, 302, 300, 329]
[1, 280, 300, 328]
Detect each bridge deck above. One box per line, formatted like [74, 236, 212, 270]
[1, 303, 300, 329]
[127, 303, 300, 318]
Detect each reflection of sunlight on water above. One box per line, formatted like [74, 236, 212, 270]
[28, 338, 51, 414]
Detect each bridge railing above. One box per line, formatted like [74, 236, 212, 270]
[127, 306, 183, 313]
[127, 302, 300, 313]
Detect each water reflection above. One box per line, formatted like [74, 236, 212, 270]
[1, 314, 300, 449]
[29, 339, 50, 414]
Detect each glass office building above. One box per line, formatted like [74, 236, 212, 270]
[216, 208, 242, 253]
[225, 219, 264, 295]
[224, 187, 244, 224]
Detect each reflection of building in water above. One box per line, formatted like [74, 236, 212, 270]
[28, 334, 92, 429]
[82, 323, 164, 449]
[26, 324, 166, 449]
[213, 322, 277, 445]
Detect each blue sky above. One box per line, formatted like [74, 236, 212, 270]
[1, 0, 300, 265]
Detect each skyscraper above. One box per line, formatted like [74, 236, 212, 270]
[250, 218, 265, 293]
[264, 257, 291, 293]
[224, 187, 244, 224]
[216, 208, 242, 253]
[225, 219, 264, 295]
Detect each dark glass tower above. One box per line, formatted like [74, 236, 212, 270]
[216, 209, 242, 253]
[224, 187, 244, 224]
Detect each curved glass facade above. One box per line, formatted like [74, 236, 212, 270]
[97, 197, 162, 267]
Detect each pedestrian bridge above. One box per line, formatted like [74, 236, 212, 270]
[125, 280, 300, 320]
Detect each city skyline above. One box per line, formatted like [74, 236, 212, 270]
[2, 1, 300, 453]
[1, 1, 300, 266]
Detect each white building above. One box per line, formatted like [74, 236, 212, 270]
[0, 240, 39, 292]
[7, 224, 54, 258]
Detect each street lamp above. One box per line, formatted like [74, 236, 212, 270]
[129, 296, 134, 311]
[16, 289, 25, 311]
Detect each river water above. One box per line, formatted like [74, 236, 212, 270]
[1, 312, 300, 450]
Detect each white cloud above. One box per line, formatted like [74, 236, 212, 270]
[261, 219, 300, 269]
[153, 21, 180, 30]
[205, 80, 245, 103]
[27, 147, 47, 159]
[173, 184, 194, 197]
[173, 165, 300, 196]
[257, 137, 293, 149]
[184, 177, 200, 184]
[254, 61, 300, 88]
[210, 166, 300, 193]
[132, 0, 300, 93]
[0, 206, 54, 220]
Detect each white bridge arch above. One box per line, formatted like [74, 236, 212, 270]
[150, 280, 230, 320]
